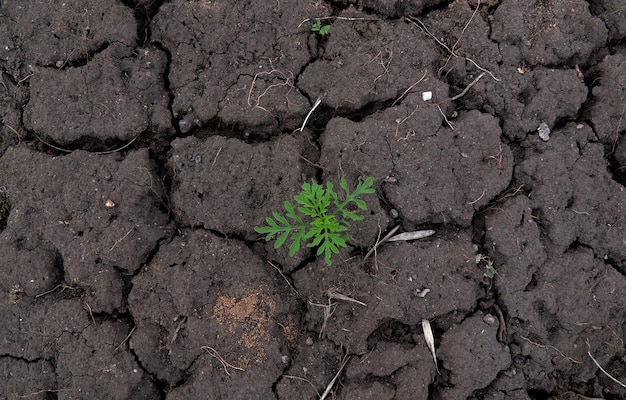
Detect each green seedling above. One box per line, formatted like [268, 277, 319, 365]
[255, 176, 375, 266]
[311, 20, 331, 36]
[477, 254, 497, 282]
[484, 260, 497, 279]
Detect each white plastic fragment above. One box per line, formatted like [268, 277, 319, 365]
[422, 319, 440, 374]
[422, 91, 433, 101]
[537, 122, 551, 141]
[387, 230, 435, 242]
[416, 288, 431, 298]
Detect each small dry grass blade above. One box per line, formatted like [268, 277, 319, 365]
[364, 225, 400, 260]
[327, 289, 367, 307]
[319, 353, 350, 400]
[309, 299, 337, 339]
[586, 339, 626, 389]
[422, 319, 440, 374]
[388, 230, 435, 242]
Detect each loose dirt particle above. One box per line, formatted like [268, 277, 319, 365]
[213, 292, 277, 360]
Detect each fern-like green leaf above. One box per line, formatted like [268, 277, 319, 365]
[340, 175, 349, 194]
[289, 231, 304, 256]
[275, 231, 289, 248]
[339, 209, 363, 222]
[273, 212, 289, 226]
[352, 198, 368, 210]
[284, 201, 304, 225]
[255, 176, 375, 266]
[316, 236, 340, 266]
[295, 182, 318, 217]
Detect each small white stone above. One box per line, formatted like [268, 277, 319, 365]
[422, 91, 433, 101]
[537, 122, 551, 141]
[105, 199, 115, 208]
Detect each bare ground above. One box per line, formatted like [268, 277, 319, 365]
[1, 0, 626, 399]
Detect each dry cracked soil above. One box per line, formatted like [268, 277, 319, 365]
[1, 0, 626, 399]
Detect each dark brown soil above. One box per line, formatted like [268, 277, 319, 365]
[1, 1, 625, 399]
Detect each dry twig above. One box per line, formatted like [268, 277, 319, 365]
[247, 68, 295, 115]
[283, 375, 321, 397]
[391, 70, 428, 106]
[114, 326, 136, 351]
[201, 346, 245, 377]
[32, 132, 140, 154]
[586, 339, 626, 389]
[364, 225, 400, 259]
[319, 353, 350, 400]
[520, 335, 581, 364]
[299, 96, 322, 132]
[405, 0, 501, 82]
[268, 260, 300, 297]
[297, 16, 381, 28]
[310, 299, 337, 339]
[85, 302, 96, 326]
[327, 289, 367, 306]
[436, 103, 454, 129]
[109, 226, 135, 252]
[450, 72, 485, 101]
[35, 284, 78, 298]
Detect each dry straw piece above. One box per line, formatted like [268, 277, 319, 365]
[586, 339, 626, 389]
[387, 230, 435, 242]
[422, 319, 440, 374]
[364, 227, 435, 260]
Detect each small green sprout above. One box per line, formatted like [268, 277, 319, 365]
[484, 260, 497, 280]
[477, 254, 497, 280]
[255, 176, 375, 266]
[311, 20, 331, 36]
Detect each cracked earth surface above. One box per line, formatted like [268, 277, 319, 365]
[1, 0, 625, 399]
